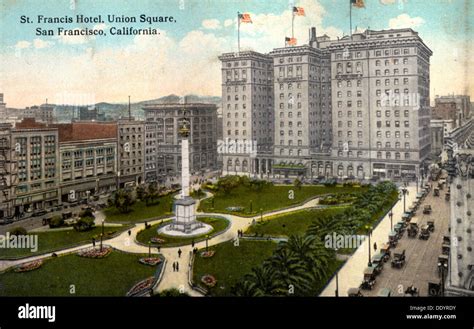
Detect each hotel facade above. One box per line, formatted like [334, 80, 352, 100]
[220, 28, 433, 180]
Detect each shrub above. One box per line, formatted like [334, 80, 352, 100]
[49, 215, 64, 228]
[10, 226, 27, 236]
[79, 208, 94, 219]
[73, 216, 95, 232]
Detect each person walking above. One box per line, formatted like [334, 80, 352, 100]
[92, 237, 96, 247]
[374, 242, 377, 252]
[191, 239, 195, 248]
[172, 262, 176, 272]
[128, 230, 131, 236]
[176, 262, 179, 272]
[178, 248, 182, 258]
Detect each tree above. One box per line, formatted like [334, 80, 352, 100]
[136, 185, 146, 201]
[217, 176, 240, 195]
[112, 189, 136, 213]
[293, 178, 302, 190]
[73, 216, 95, 232]
[49, 215, 65, 228]
[144, 183, 159, 206]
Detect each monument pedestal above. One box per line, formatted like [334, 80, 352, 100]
[169, 196, 202, 233]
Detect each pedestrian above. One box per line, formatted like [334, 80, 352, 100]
[92, 237, 96, 247]
[191, 239, 195, 248]
[176, 262, 179, 272]
[128, 230, 131, 236]
[172, 262, 176, 272]
[374, 242, 377, 252]
[157, 246, 161, 253]
[178, 248, 182, 258]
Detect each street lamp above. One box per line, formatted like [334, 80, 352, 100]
[260, 208, 263, 222]
[365, 225, 373, 267]
[389, 209, 394, 230]
[400, 186, 408, 213]
[438, 262, 448, 296]
[100, 233, 103, 252]
[205, 234, 209, 252]
[101, 219, 105, 237]
[148, 241, 151, 258]
[334, 247, 339, 297]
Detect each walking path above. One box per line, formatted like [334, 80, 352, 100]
[0, 193, 321, 296]
[320, 183, 417, 296]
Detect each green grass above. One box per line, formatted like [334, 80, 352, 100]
[245, 207, 348, 237]
[192, 240, 278, 296]
[136, 217, 230, 247]
[199, 184, 367, 216]
[0, 251, 159, 296]
[0, 226, 128, 259]
[104, 194, 175, 223]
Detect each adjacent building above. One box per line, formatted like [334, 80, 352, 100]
[0, 124, 17, 220]
[143, 103, 218, 184]
[445, 145, 474, 296]
[23, 104, 55, 124]
[117, 119, 145, 188]
[11, 124, 60, 213]
[434, 95, 471, 127]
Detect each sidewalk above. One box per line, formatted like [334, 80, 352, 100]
[320, 184, 417, 296]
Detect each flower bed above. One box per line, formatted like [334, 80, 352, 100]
[139, 257, 162, 266]
[126, 277, 156, 297]
[77, 246, 112, 259]
[201, 274, 217, 288]
[14, 260, 43, 273]
[150, 237, 166, 244]
[200, 250, 215, 258]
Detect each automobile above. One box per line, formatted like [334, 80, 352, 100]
[388, 231, 399, 247]
[438, 255, 449, 277]
[427, 221, 435, 232]
[283, 179, 292, 184]
[407, 218, 419, 238]
[347, 288, 363, 297]
[405, 285, 419, 297]
[360, 267, 377, 290]
[445, 193, 450, 201]
[433, 188, 440, 197]
[380, 243, 391, 262]
[311, 179, 320, 185]
[443, 235, 450, 245]
[391, 250, 406, 269]
[442, 243, 450, 255]
[423, 205, 432, 215]
[377, 288, 392, 297]
[371, 254, 385, 274]
[401, 212, 412, 222]
[419, 225, 430, 240]
[396, 220, 407, 229]
[0, 216, 14, 225]
[32, 210, 48, 217]
[62, 211, 73, 220]
[394, 223, 405, 237]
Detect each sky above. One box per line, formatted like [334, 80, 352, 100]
[0, 0, 472, 108]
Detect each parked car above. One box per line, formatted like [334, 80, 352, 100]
[32, 210, 48, 217]
[419, 225, 430, 240]
[423, 205, 432, 214]
[347, 288, 363, 297]
[360, 267, 377, 290]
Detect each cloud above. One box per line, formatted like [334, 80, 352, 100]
[14, 41, 31, 49]
[33, 38, 54, 49]
[202, 19, 221, 30]
[224, 19, 234, 28]
[389, 14, 425, 29]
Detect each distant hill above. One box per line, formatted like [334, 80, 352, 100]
[53, 94, 221, 122]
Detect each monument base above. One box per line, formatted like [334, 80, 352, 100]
[169, 196, 203, 234]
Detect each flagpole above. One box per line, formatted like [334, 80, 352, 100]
[350, 1, 352, 39]
[292, 10, 295, 39]
[237, 12, 241, 53]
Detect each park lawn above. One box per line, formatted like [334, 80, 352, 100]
[0, 226, 128, 259]
[193, 240, 278, 297]
[245, 206, 348, 238]
[0, 251, 159, 296]
[136, 217, 229, 247]
[104, 194, 175, 223]
[199, 184, 367, 216]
